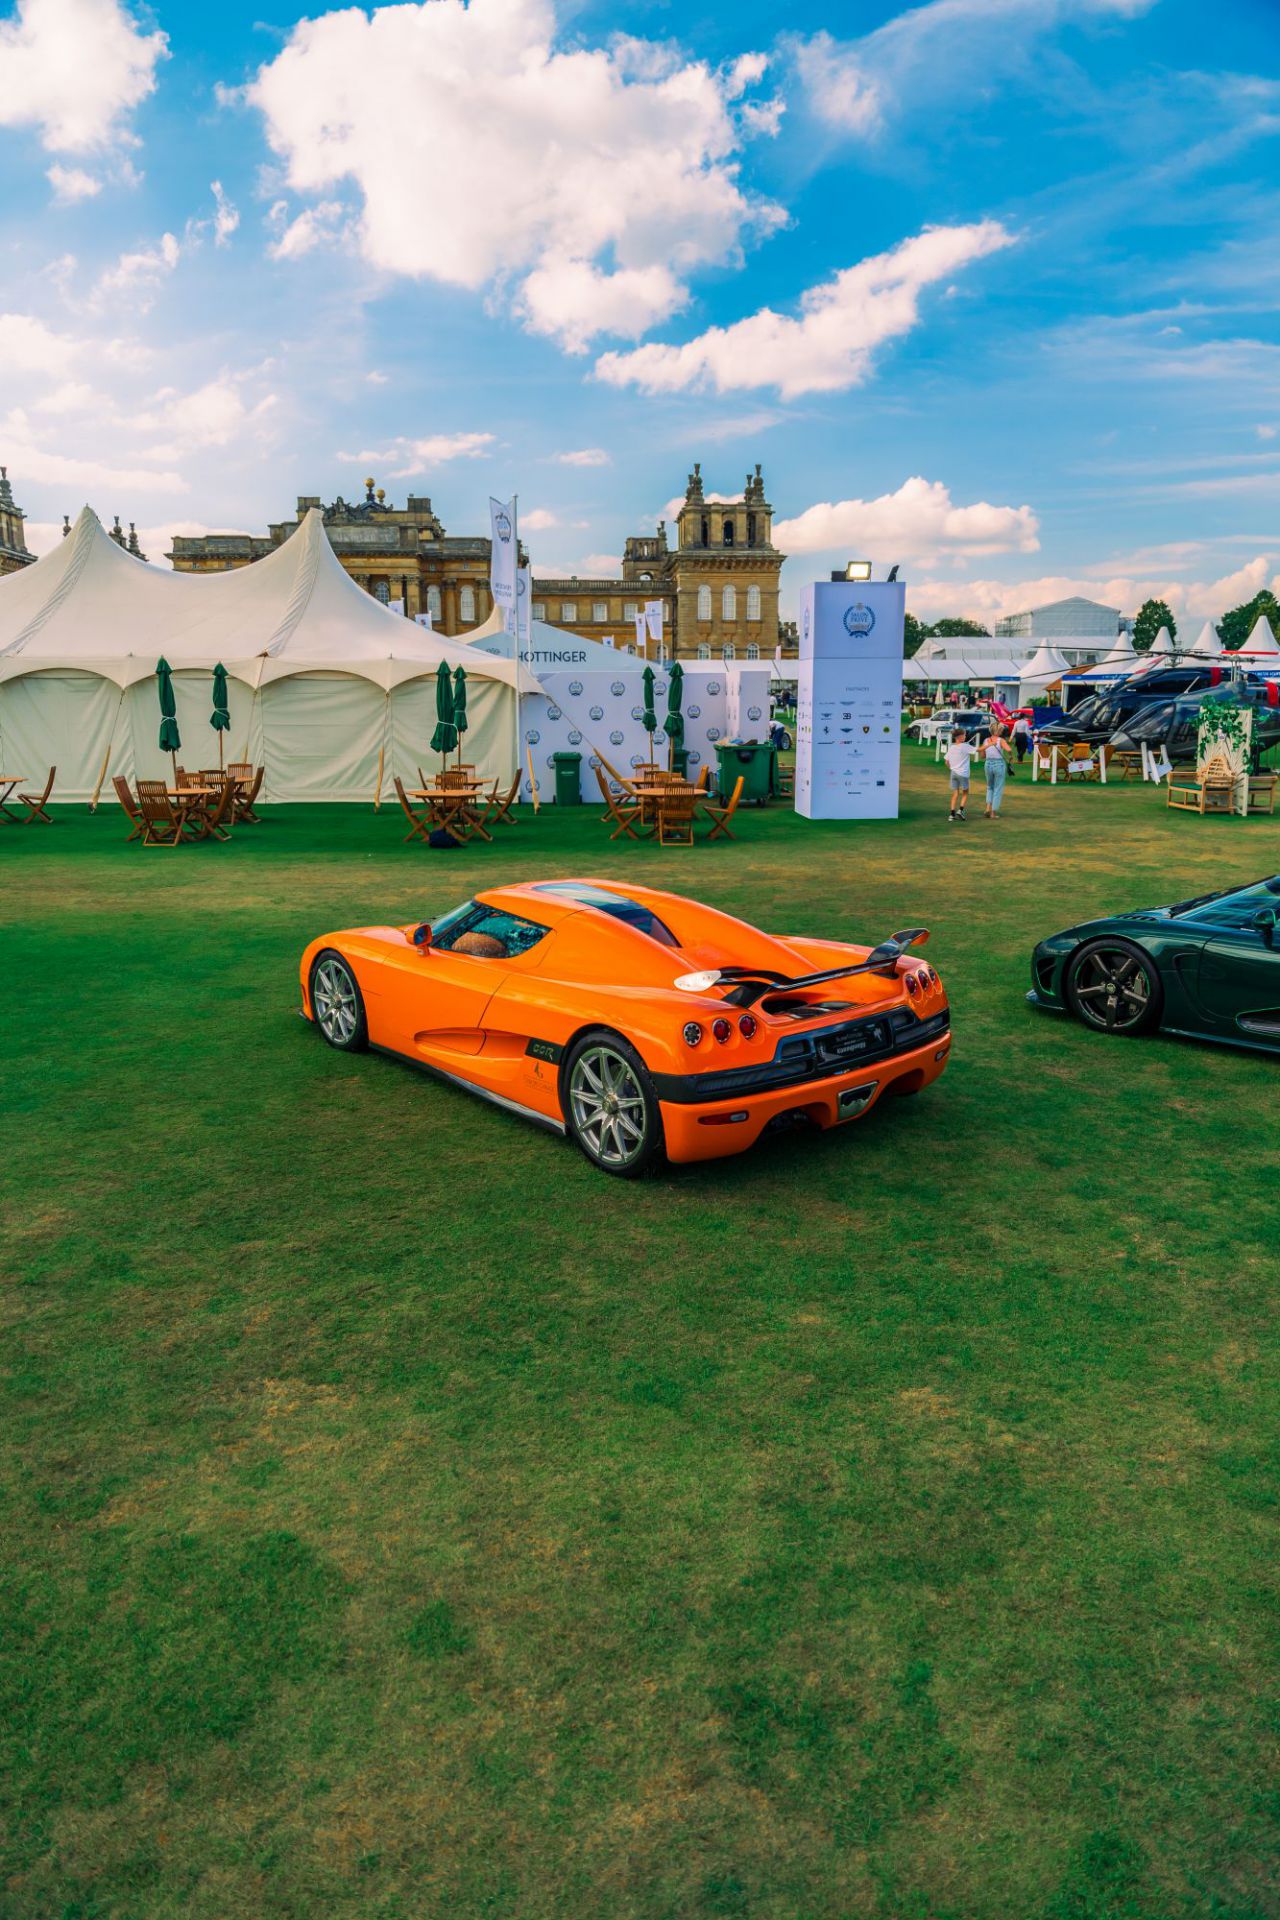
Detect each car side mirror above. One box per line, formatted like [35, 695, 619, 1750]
[410, 923, 432, 949]
[1251, 908, 1276, 942]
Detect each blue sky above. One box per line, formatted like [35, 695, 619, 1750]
[1, 0, 1278, 625]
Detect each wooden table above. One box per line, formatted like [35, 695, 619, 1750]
[0, 775, 27, 823]
[410, 784, 490, 843]
[168, 785, 217, 837]
[635, 777, 695, 832]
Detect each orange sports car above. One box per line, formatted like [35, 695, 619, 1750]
[299, 880, 951, 1176]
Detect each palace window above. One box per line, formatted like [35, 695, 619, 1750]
[427, 585, 442, 619]
[722, 584, 736, 620]
[722, 642, 736, 660]
[697, 643, 711, 660]
[459, 585, 476, 623]
[697, 585, 711, 621]
[700, 515, 709, 547]
[747, 513, 757, 546]
[722, 519, 734, 548]
[532, 601, 545, 620]
[746, 585, 761, 621]
[623, 601, 638, 620]
[373, 579, 390, 604]
[746, 643, 760, 660]
[561, 602, 577, 622]
[592, 601, 608, 622]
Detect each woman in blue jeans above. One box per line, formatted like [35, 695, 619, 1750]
[983, 723, 1014, 818]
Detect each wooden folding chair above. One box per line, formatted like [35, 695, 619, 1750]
[394, 775, 433, 844]
[18, 766, 55, 824]
[776, 761, 796, 799]
[486, 772, 521, 824]
[200, 771, 236, 841]
[135, 779, 192, 847]
[233, 765, 265, 823]
[702, 775, 745, 842]
[228, 761, 253, 783]
[113, 773, 143, 841]
[694, 765, 711, 793]
[594, 764, 646, 841]
[656, 785, 697, 847]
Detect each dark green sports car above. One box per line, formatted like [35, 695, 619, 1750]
[1028, 875, 1280, 1052]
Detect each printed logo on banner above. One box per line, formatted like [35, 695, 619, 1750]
[610, 680, 626, 697]
[547, 705, 562, 722]
[525, 728, 540, 744]
[610, 730, 624, 745]
[569, 680, 583, 696]
[631, 705, 644, 721]
[546, 755, 557, 768]
[708, 679, 721, 695]
[687, 749, 701, 765]
[843, 602, 875, 636]
[687, 703, 701, 719]
[589, 705, 604, 721]
[588, 755, 600, 770]
[568, 729, 582, 745]
[494, 509, 512, 544]
[630, 753, 645, 768]
[654, 678, 666, 696]
[707, 726, 722, 742]
[748, 705, 762, 721]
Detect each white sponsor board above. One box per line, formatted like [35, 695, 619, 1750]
[795, 582, 904, 820]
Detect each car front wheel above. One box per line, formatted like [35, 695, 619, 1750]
[310, 951, 368, 1051]
[563, 1031, 664, 1177]
[1065, 938, 1161, 1037]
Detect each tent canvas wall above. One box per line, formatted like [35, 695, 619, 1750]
[0, 508, 529, 801]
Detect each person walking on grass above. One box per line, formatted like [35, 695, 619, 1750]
[945, 727, 975, 821]
[982, 722, 1015, 819]
[1012, 711, 1032, 762]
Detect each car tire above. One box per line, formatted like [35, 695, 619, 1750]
[563, 1030, 665, 1178]
[1065, 937, 1162, 1038]
[310, 950, 368, 1052]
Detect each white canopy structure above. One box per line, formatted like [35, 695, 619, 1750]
[0, 508, 534, 801]
[1238, 615, 1280, 658]
[1019, 644, 1071, 690]
[1188, 620, 1223, 658]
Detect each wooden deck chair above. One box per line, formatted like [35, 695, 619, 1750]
[694, 764, 712, 792]
[594, 764, 646, 841]
[1247, 770, 1277, 815]
[135, 779, 191, 847]
[113, 773, 143, 841]
[485, 772, 521, 825]
[438, 767, 473, 790]
[656, 785, 697, 847]
[228, 761, 253, 783]
[19, 766, 55, 824]
[776, 760, 796, 799]
[394, 775, 433, 844]
[233, 765, 264, 823]
[200, 771, 237, 841]
[702, 775, 745, 842]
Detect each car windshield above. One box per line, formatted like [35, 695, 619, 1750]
[1170, 877, 1280, 926]
[533, 882, 681, 948]
[430, 900, 549, 957]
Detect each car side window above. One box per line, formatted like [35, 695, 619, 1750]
[432, 903, 549, 958]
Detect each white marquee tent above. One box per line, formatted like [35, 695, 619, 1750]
[1238, 615, 1280, 659]
[1188, 620, 1223, 658]
[0, 508, 534, 802]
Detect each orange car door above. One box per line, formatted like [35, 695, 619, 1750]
[372, 943, 508, 1062]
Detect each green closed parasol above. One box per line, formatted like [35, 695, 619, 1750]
[662, 660, 684, 768]
[430, 659, 457, 760]
[452, 664, 468, 766]
[156, 656, 180, 777]
[211, 662, 230, 768]
[641, 664, 657, 754]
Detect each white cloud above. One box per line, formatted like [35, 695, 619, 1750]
[522, 508, 560, 531]
[552, 447, 610, 467]
[267, 199, 347, 262]
[47, 163, 102, 202]
[211, 181, 239, 246]
[246, 0, 783, 350]
[132, 377, 279, 459]
[788, 0, 1156, 141]
[596, 221, 1015, 397]
[338, 432, 496, 477]
[94, 229, 180, 302]
[776, 477, 1040, 561]
[907, 556, 1280, 625]
[1258, 424, 1277, 441]
[0, 312, 82, 376]
[0, 412, 186, 496]
[0, 0, 167, 153]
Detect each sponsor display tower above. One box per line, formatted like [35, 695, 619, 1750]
[795, 581, 905, 820]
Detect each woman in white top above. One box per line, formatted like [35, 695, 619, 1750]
[982, 724, 1014, 818]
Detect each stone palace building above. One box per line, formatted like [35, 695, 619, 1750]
[168, 464, 787, 660]
[0, 467, 34, 576]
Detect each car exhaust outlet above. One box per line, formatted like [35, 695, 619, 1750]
[837, 1082, 878, 1116]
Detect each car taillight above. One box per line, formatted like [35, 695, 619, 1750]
[712, 1017, 732, 1044]
[928, 967, 940, 987]
[683, 1022, 703, 1046]
[905, 973, 919, 996]
[739, 1013, 757, 1038]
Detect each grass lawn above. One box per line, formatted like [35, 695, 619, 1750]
[3, 748, 1278, 1918]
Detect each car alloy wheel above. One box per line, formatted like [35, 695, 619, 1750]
[1067, 940, 1159, 1036]
[565, 1035, 661, 1176]
[311, 953, 367, 1051]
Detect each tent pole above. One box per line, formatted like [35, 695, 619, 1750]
[90, 685, 125, 811]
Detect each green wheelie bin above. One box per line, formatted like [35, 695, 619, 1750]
[714, 740, 774, 805]
[551, 751, 582, 805]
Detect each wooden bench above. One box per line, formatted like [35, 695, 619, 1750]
[1166, 753, 1238, 815]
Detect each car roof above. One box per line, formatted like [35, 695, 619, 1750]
[473, 877, 689, 923]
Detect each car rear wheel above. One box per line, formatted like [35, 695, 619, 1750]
[564, 1031, 663, 1177]
[1065, 938, 1161, 1037]
[311, 951, 368, 1051]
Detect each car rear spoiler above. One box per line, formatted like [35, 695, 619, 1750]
[675, 930, 930, 1009]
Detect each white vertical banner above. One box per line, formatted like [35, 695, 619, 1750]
[415, 609, 433, 631]
[634, 612, 646, 652]
[489, 496, 517, 613]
